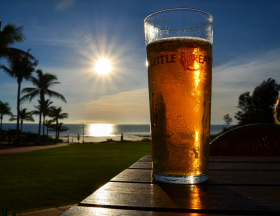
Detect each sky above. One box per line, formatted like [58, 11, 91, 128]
[1, 0, 280, 125]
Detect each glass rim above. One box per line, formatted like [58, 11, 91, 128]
[144, 7, 213, 23]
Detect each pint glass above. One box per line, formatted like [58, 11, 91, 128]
[144, 8, 213, 184]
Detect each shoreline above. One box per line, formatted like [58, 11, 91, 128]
[60, 134, 151, 143]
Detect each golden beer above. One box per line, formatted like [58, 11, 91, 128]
[147, 37, 212, 182]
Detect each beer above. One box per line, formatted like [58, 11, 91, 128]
[146, 37, 212, 182]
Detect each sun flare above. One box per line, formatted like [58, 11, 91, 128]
[94, 58, 112, 75]
[89, 124, 113, 136]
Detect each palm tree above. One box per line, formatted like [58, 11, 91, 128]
[44, 119, 54, 137]
[32, 99, 55, 136]
[0, 21, 34, 62]
[49, 122, 69, 141]
[9, 108, 34, 131]
[49, 107, 68, 142]
[41, 100, 55, 136]
[0, 100, 13, 130]
[21, 69, 67, 143]
[32, 102, 42, 136]
[0, 50, 38, 142]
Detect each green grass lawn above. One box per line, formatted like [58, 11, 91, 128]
[0, 142, 151, 213]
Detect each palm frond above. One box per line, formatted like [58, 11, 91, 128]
[21, 87, 38, 94]
[10, 108, 35, 122]
[0, 64, 15, 77]
[28, 76, 40, 88]
[21, 90, 40, 102]
[0, 24, 25, 46]
[0, 101, 13, 116]
[58, 113, 69, 119]
[48, 122, 69, 132]
[3, 48, 36, 61]
[9, 116, 17, 122]
[24, 116, 35, 122]
[46, 81, 61, 88]
[1, 49, 38, 84]
[44, 119, 54, 127]
[35, 69, 43, 76]
[18, 69, 67, 105]
[45, 90, 67, 103]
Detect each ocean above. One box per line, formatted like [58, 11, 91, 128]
[1, 123, 225, 139]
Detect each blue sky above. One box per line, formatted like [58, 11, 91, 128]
[1, 0, 280, 124]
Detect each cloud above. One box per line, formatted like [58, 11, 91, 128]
[25, 47, 280, 125]
[65, 88, 150, 124]
[3, 43, 280, 125]
[55, 0, 76, 11]
[211, 48, 280, 124]
[32, 38, 77, 48]
[39, 45, 148, 103]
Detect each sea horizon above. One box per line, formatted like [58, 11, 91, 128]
[1, 123, 227, 137]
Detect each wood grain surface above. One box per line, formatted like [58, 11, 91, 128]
[62, 156, 280, 215]
[63, 206, 246, 216]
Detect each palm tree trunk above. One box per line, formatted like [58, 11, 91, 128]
[0, 115, 2, 130]
[43, 115, 45, 136]
[21, 119, 23, 131]
[37, 112, 42, 144]
[16, 81, 21, 143]
[40, 96, 45, 138]
[56, 119, 58, 142]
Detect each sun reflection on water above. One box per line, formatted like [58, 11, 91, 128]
[89, 124, 113, 137]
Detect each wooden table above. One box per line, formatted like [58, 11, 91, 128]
[62, 156, 280, 215]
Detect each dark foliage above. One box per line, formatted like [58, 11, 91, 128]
[235, 78, 280, 125]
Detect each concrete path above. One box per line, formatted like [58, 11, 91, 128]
[20, 205, 75, 216]
[0, 143, 70, 156]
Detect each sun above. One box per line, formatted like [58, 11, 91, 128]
[94, 58, 112, 75]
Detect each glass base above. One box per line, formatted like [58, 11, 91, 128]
[153, 172, 208, 184]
